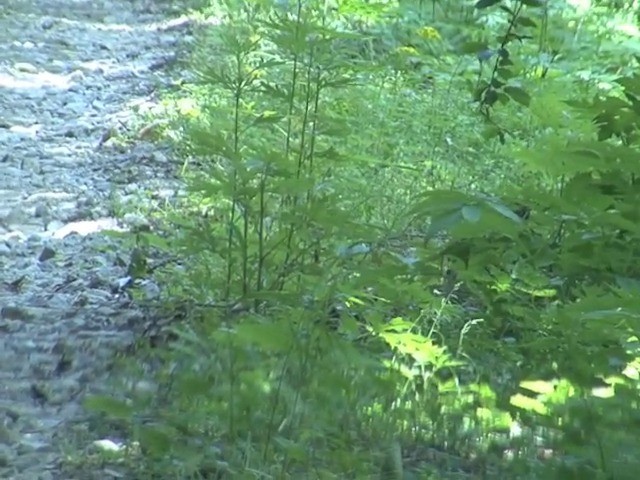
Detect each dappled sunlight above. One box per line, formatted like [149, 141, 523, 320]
[40, 11, 214, 33]
[567, 0, 591, 14]
[616, 22, 640, 37]
[0, 69, 75, 91]
[50, 217, 125, 239]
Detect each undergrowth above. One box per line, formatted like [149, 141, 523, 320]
[77, 1, 640, 479]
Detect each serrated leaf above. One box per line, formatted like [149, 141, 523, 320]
[475, 0, 502, 8]
[504, 86, 531, 107]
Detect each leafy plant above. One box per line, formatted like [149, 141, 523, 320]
[78, 1, 640, 479]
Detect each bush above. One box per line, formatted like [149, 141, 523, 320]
[81, 1, 640, 479]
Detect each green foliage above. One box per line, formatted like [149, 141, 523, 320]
[80, 0, 640, 479]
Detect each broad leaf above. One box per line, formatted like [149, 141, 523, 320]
[504, 86, 531, 107]
[426, 210, 464, 236]
[475, 0, 502, 9]
[462, 205, 482, 222]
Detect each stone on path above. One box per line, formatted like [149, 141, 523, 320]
[0, 1, 192, 478]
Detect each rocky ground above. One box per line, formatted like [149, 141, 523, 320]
[0, 1, 194, 478]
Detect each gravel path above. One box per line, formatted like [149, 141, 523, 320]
[0, 1, 191, 478]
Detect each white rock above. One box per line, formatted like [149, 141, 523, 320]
[14, 62, 38, 74]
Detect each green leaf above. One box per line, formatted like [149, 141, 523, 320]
[138, 232, 170, 250]
[483, 198, 524, 223]
[482, 88, 499, 107]
[251, 111, 284, 126]
[615, 276, 640, 293]
[461, 205, 482, 223]
[520, 379, 555, 395]
[426, 210, 464, 236]
[580, 309, 640, 321]
[482, 125, 506, 143]
[475, 0, 502, 8]
[235, 320, 294, 352]
[379, 331, 446, 366]
[504, 86, 531, 107]
[496, 67, 517, 80]
[516, 16, 538, 28]
[409, 190, 470, 219]
[498, 5, 515, 15]
[441, 240, 472, 267]
[138, 425, 174, 456]
[176, 374, 214, 397]
[510, 393, 548, 415]
[457, 41, 490, 56]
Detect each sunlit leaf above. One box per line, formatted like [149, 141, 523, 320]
[510, 393, 548, 415]
[520, 379, 555, 395]
[591, 386, 614, 398]
[379, 332, 445, 366]
[622, 365, 639, 381]
[381, 317, 414, 333]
